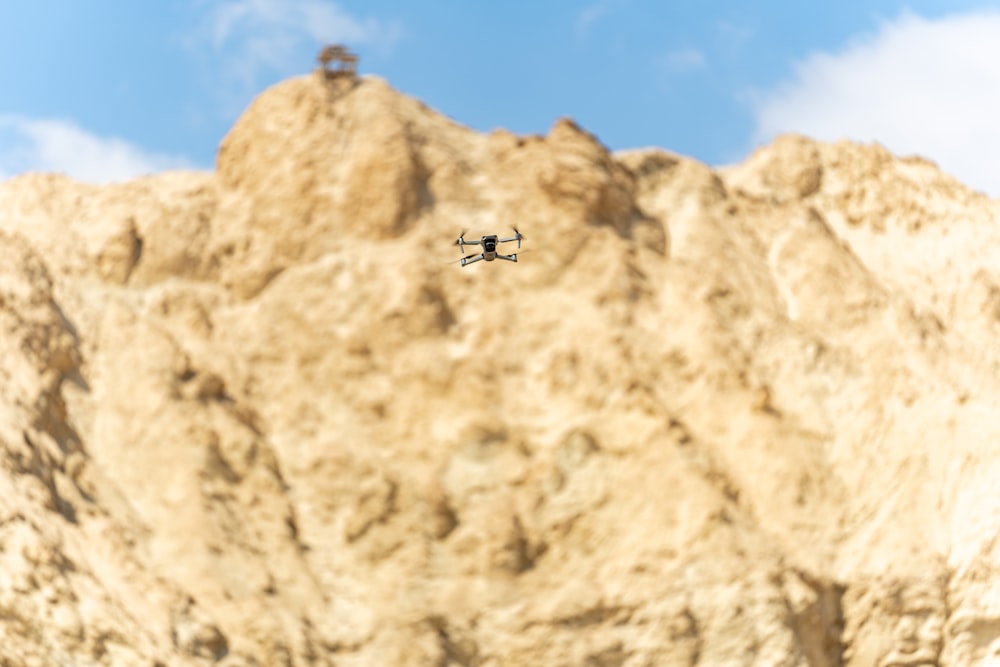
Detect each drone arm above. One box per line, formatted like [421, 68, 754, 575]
[498, 235, 521, 249]
[495, 253, 517, 263]
[456, 238, 481, 254]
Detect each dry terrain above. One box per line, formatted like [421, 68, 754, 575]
[1, 72, 999, 665]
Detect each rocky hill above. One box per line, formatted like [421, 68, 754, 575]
[1, 71, 999, 665]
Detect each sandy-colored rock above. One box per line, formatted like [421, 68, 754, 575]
[2, 71, 1000, 664]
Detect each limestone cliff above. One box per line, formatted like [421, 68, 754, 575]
[1, 72, 999, 665]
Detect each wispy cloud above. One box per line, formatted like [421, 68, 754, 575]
[653, 47, 707, 91]
[715, 19, 753, 52]
[201, 0, 403, 90]
[750, 10, 1000, 196]
[659, 48, 707, 73]
[574, 0, 625, 41]
[0, 116, 197, 184]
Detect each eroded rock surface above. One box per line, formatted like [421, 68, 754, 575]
[0, 73, 999, 665]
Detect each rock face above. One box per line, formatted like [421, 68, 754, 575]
[1, 73, 999, 665]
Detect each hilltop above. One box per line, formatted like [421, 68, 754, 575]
[1, 71, 999, 665]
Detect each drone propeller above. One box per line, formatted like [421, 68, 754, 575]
[454, 229, 469, 246]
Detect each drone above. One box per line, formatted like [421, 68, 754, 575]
[454, 228, 523, 267]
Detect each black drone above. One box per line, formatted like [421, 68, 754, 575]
[454, 228, 523, 267]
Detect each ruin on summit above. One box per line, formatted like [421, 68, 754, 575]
[316, 44, 358, 81]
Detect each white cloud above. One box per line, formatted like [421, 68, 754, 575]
[204, 0, 403, 88]
[0, 116, 196, 184]
[751, 10, 1000, 196]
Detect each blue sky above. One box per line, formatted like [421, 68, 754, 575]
[2, 1, 1000, 194]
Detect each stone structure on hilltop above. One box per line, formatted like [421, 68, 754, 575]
[316, 43, 358, 81]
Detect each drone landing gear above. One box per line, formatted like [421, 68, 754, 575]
[460, 253, 517, 267]
[460, 254, 485, 266]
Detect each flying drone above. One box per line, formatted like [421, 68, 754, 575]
[454, 228, 523, 267]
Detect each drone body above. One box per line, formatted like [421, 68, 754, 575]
[455, 229, 522, 267]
